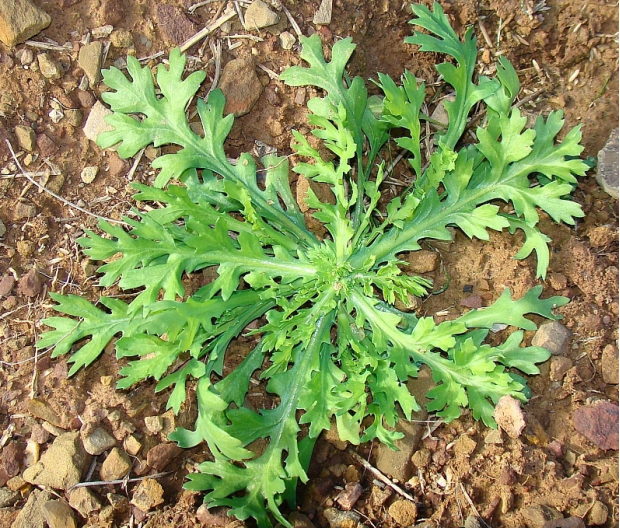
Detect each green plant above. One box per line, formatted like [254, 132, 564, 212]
[38, 3, 587, 526]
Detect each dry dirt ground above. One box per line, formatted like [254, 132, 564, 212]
[0, 0, 618, 527]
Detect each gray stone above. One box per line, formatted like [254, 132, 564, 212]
[78, 41, 103, 88]
[83, 101, 115, 143]
[14, 125, 36, 151]
[82, 426, 116, 455]
[0, 218, 5, 237]
[68, 487, 102, 517]
[323, 507, 360, 528]
[532, 321, 572, 356]
[0, 0, 51, 47]
[595, 128, 619, 199]
[279, 31, 296, 50]
[100, 448, 132, 481]
[313, 0, 333, 25]
[11, 489, 52, 528]
[37, 53, 62, 80]
[245, 0, 279, 30]
[42, 499, 77, 528]
[22, 432, 87, 490]
[0, 487, 19, 508]
[219, 57, 263, 117]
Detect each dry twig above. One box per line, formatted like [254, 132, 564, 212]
[347, 448, 417, 503]
[5, 139, 128, 226]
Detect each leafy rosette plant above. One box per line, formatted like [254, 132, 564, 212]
[38, 3, 588, 526]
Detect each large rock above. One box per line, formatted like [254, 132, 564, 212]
[219, 57, 263, 117]
[245, 0, 279, 30]
[11, 489, 52, 528]
[573, 401, 619, 451]
[22, 432, 87, 490]
[0, 0, 51, 47]
[78, 41, 103, 88]
[595, 128, 619, 199]
[532, 321, 571, 356]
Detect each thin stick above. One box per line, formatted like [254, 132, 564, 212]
[25, 40, 72, 52]
[126, 147, 145, 182]
[281, 5, 303, 37]
[68, 471, 172, 491]
[179, 9, 237, 52]
[347, 448, 417, 503]
[5, 139, 128, 226]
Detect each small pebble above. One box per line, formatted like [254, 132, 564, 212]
[80, 166, 98, 184]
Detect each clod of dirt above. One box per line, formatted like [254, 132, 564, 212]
[82, 427, 117, 456]
[155, 4, 197, 47]
[13, 201, 37, 220]
[402, 249, 439, 273]
[17, 268, 42, 297]
[245, 0, 280, 29]
[388, 499, 418, 527]
[11, 489, 52, 528]
[549, 356, 573, 382]
[78, 42, 103, 88]
[196, 505, 238, 527]
[42, 499, 76, 528]
[461, 295, 483, 308]
[531, 321, 572, 356]
[68, 487, 102, 518]
[145, 442, 183, 471]
[573, 401, 619, 451]
[36, 132, 58, 157]
[335, 482, 363, 511]
[219, 57, 263, 117]
[0, 0, 51, 47]
[0, 274, 14, 297]
[100, 447, 132, 481]
[22, 432, 87, 490]
[494, 395, 526, 439]
[1, 441, 24, 478]
[595, 128, 619, 199]
[130, 478, 164, 512]
[601, 345, 619, 385]
[110, 28, 134, 49]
